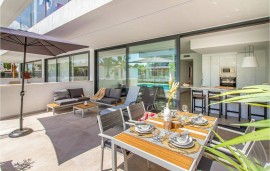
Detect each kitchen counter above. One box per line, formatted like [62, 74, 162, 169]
[180, 85, 237, 91]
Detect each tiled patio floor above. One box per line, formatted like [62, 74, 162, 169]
[0, 109, 167, 171]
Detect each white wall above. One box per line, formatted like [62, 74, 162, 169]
[0, 78, 44, 85]
[0, 81, 94, 119]
[180, 53, 202, 86]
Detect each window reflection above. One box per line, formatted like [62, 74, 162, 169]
[26, 60, 42, 78]
[98, 48, 126, 89]
[71, 53, 89, 81]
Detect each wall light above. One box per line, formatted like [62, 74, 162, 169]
[241, 45, 258, 68]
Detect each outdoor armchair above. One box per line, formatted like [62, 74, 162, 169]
[209, 119, 255, 155]
[99, 86, 141, 116]
[199, 140, 268, 170]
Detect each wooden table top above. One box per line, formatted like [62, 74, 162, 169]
[114, 113, 218, 171]
[73, 102, 98, 109]
[115, 133, 194, 170]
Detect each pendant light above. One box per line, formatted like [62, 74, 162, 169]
[241, 45, 258, 67]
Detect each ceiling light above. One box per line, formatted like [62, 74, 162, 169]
[234, 8, 240, 12]
[241, 45, 258, 68]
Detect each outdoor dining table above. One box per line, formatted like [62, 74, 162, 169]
[111, 112, 218, 171]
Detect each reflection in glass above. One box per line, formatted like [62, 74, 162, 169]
[47, 59, 57, 82]
[57, 57, 69, 82]
[98, 48, 126, 89]
[71, 53, 88, 81]
[8, 0, 70, 30]
[26, 60, 42, 78]
[128, 40, 176, 109]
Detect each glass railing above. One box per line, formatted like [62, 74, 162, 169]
[9, 0, 71, 30]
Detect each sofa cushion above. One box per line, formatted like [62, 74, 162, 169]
[54, 98, 77, 105]
[108, 89, 121, 99]
[68, 88, 84, 98]
[97, 98, 118, 105]
[105, 88, 111, 97]
[74, 97, 90, 102]
[53, 89, 70, 101]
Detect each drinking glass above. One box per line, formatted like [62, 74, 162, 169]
[164, 121, 172, 135]
[152, 129, 160, 142]
[182, 105, 188, 112]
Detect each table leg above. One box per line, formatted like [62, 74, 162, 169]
[112, 141, 117, 171]
[82, 110, 84, 118]
[52, 108, 55, 115]
[73, 108, 75, 115]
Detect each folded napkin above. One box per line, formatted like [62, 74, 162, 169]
[138, 112, 156, 121]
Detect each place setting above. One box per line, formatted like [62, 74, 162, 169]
[162, 131, 200, 154]
[129, 123, 157, 138]
[187, 114, 213, 129]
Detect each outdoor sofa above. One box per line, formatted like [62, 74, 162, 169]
[47, 88, 90, 115]
[91, 88, 122, 106]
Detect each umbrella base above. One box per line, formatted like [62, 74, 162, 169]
[9, 127, 33, 138]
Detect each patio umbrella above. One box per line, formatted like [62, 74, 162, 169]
[0, 27, 88, 138]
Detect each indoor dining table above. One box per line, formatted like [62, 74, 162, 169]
[111, 112, 218, 171]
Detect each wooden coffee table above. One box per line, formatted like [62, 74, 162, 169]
[73, 102, 99, 118]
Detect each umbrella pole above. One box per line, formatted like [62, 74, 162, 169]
[9, 37, 33, 138]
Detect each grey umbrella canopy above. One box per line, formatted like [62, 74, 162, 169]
[0, 27, 88, 56]
[0, 27, 88, 138]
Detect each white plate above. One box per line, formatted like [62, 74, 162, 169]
[135, 125, 153, 133]
[172, 136, 192, 146]
[170, 140, 195, 149]
[190, 117, 208, 125]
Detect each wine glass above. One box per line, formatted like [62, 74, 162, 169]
[152, 129, 160, 142]
[182, 104, 188, 112]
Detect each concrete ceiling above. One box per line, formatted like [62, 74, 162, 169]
[1, 0, 269, 62]
[46, 0, 269, 49]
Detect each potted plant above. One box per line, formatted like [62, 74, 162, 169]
[205, 85, 270, 170]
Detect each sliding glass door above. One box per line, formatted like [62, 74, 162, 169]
[97, 48, 127, 89]
[128, 40, 177, 109]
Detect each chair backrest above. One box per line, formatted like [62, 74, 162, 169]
[246, 141, 268, 168]
[97, 109, 125, 133]
[244, 119, 256, 134]
[141, 86, 158, 105]
[192, 89, 203, 96]
[127, 102, 146, 121]
[153, 86, 166, 99]
[208, 91, 222, 100]
[124, 86, 140, 105]
[242, 119, 256, 153]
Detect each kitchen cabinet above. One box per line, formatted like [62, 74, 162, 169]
[202, 55, 211, 86]
[210, 56, 220, 87]
[219, 54, 237, 67]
